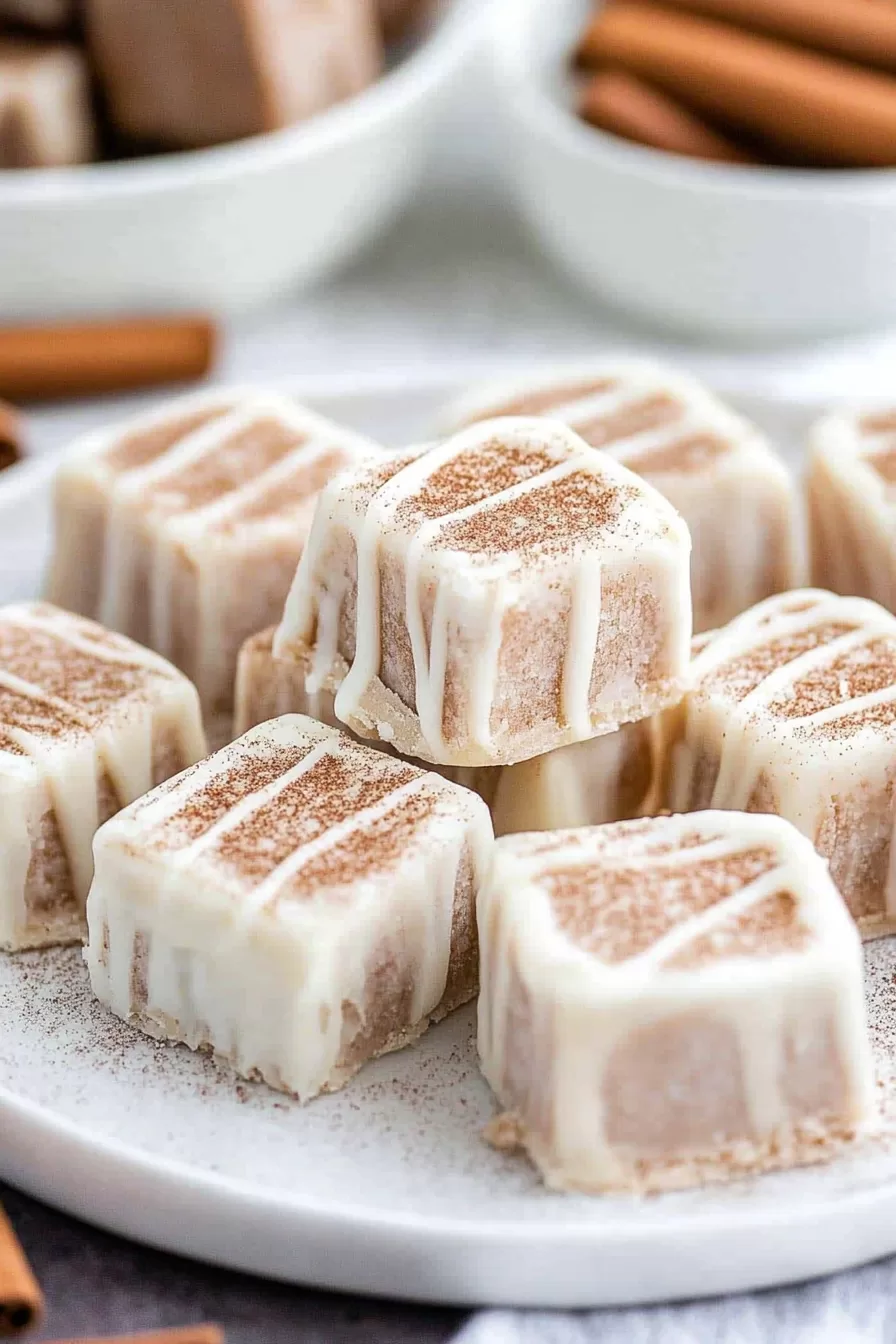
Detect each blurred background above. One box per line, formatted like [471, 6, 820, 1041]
[5, 0, 896, 467]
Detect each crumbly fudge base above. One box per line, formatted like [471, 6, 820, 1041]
[120, 971, 478, 1103]
[315, 648, 689, 768]
[1, 909, 84, 953]
[858, 914, 896, 943]
[485, 1109, 865, 1196]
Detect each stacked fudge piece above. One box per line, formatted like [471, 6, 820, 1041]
[26, 365, 883, 1195]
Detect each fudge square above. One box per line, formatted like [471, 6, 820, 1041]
[0, 39, 95, 169]
[809, 405, 896, 611]
[85, 0, 382, 149]
[276, 416, 693, 768]
[0, 602, 207, 951]
[660, 589, 896, 935]
[478, 812, 873, 1194]
[86, 715, 494, 1100]
[445, 359, 801, 634]
[46, 389, 376, 730]
[234, 628, 654, 832]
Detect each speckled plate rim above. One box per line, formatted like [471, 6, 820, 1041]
[2, 1038, 896, 1310]
[0, 372, 893, 1309]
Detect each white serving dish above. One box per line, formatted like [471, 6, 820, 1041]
[0, 0, 481, 320]
[491, 0, 896, 339]
[3, 372, 896, 1309]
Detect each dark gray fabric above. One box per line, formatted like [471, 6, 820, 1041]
[1, 1183, 463, 1343]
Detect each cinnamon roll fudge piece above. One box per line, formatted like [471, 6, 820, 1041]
[445, 360, 801, 633]
[479, 812, 873, 1193]
[276, 417, 692, 768]
[46, 390, 376, 734]
[0, 602, 206, 951]
[86, 715, 492, 1099]
[661, 589, 896, 935]
[85, 0, 382, 150]
[0, 39, 95, 168]
[235, 628, 655, 830]
[808, 406, 896, 610]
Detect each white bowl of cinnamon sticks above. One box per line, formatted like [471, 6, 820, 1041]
[0, 0, 479, 319]
[492, 0, 896, 338]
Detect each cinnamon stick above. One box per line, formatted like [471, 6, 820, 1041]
[0, 401, 23, 472]
[0, 1204, 43, 1336]
[579, 69, 756, 162]
[577, 3, 896, 166]
[609, 0, 896, 76]
[0, 316, 217, 402]
[45, 1328, 223, 1344]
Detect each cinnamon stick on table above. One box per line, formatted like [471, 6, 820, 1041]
[0, 1203, 43, 1336]
[577, 3, 896, 166]
[0, 316, 217, 402]
[579, 69, 756, 162]
[0, 401, 23, 472]
[46, 1327, 224, 1344]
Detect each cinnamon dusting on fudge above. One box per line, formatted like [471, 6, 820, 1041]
[465, 376, 619, 420]
[770, 636, 896, 720]
[400, 438, 558, 523]
[575, 392, 682, 448]
[104, 404, 233, 472]
[701, 622, 858, 703]
[546, 846, 778, 963]
[281, 786, 438, 902]
[209, 751, 420, 886]
[147, 417, 309, 515]
[629, 433, 730, 476]
[439, 472, 638, 560]
[667, 891, 810, 970]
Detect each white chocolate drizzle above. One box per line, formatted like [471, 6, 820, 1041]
[277, 416, 692, 765]
[86, 715, 494, 1100]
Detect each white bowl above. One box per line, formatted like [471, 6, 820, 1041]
[491, 0, 896, 339]
[0, 0, 481, 319]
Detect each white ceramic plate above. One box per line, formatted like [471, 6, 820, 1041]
[2, 374, 896, 1310]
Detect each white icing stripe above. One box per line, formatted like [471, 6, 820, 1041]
[127, 719, 336, 830]
[171, 432, 342, 531]
[628, 864, 794, 971]
[738, 627, 876, 712]
[0, 606, 178, 677]
[0, 665, 88, 713]
[521, 832, 761, 878]
[306, 416, 692, 763]
[232, 775, 429, 924]
[563, 554, 602, 736]
[174, 740, 337, 864]
[801, 681, 896, 728]
[667, 590, 896, 929]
